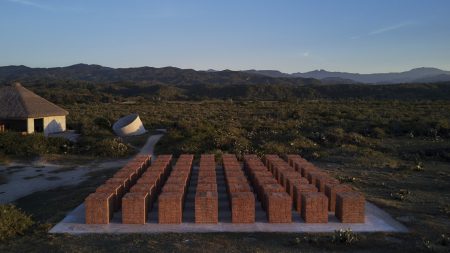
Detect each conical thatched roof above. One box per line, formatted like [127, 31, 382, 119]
[0, 83, 68, 119]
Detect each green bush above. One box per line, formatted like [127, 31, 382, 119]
[332, 229, 359, 244]
[0, 132, 71, 157]
[82, 137, 132, 157]
[0, 204, 34, 241]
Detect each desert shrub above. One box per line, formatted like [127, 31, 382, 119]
[93, 117, 112, 130]
[371, 127, 386, 139]
[77, 137, 132, 157]
[0, 132, 72, 156]
[332, 229, 359, 244]
[0, 204, 34, 241]
[325, 128, 346, 143]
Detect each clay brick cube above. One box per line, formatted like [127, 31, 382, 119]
[106, 177, 130, 191]
[130, 184, 155, 207]
[195, 191, 218, 224]
[280, 170, 298, 187]
[96, 184, 122, 210]
[162, 183, 185, 194]
[316, 176, 340, 193]
[325, 184, 353, 212]
[286, 177, 309, 197]
[266, 192, 292, 223]
[137, 176, 159, 194]
[336, 192, 365, 223]
[85, 192, 114, 224]
[196, 183, 218, 193]
[293, 161, 308, 172]
[293, 184, 318, 212]
[114, 170, 137, 185]
[301, 192, 328, 223]
[261, 183, 285, 208]
[307, 171, 326, 186]
[198, 176, 216, 184]
[226, 177, 249, 184]
[227, 183, 252, 194]
[158, 192, 184, 224]
[122, 192, 149, 224]
[231, 192, 255, 223]
[301, 165, 317, 178]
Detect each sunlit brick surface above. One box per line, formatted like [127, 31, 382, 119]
[336, 192, 365, 223]
[301, 192, 328, 223]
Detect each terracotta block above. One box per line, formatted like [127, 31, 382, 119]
[162, 183, 185, 193]
[225, 171, 246, 178]
[336, 192, 365, 223]
[158, 192, 184, 224]
[286, 177, 309, 197]
[316, 175, 339, 193]
[307, 171, 326, 186]
[195, 191, 218, 224]
[227, 183, 252, 193]
[231, 192, 255, 223]
[325, 184, 353, 212]
[137, 175, 159, 193]
[301, 165, 318, 178]
[301, 192, 328, 223]
[261, 183, 285, 208]
[196, 183, 218, 193]
[96, 184, 123, 210]
[166, 176, 188, 186]
[122, 192, 149, 224]
[281, 171, 302, 191]
[106, 177, 130, 191]
[85, 192, 114, 224]
[130, 183, 155, 207]
[226, 177, 249, 184]
[293, 184, 318, 212]
[266, 192, 292, 223]
[113, 170, 137, 185]
[198, 176, 216, 184]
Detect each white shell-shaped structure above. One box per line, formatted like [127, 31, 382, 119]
[112, 114, 147, 137]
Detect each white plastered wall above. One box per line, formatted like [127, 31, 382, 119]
[27, 118, 34, 134]
[43, 116, 66, 135]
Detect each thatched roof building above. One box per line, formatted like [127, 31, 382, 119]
[0, 83, 68, 135]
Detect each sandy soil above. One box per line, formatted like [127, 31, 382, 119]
[0, 133, 163, 204]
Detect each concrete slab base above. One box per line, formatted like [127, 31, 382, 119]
[50, 202, 408, 234]
[50, 165, 408, 234]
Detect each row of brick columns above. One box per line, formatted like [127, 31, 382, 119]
[85, 153, 365, 224]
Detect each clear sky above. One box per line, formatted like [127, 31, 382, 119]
[1, 0, 450, 73]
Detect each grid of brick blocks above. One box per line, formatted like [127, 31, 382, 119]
[123, 155, 173, 224]
[84, 153, 365, 225]
[195, 154, 219, 223]
[85, 154, 151, 224]
[223, 154, 255, 223]
[158, 154, 194, 224]
[244, 155, 292, 223]
[287, 154, 365, 223]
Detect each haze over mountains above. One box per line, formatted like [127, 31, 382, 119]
[0, 64, 319, 86]
[245, 67, 450, 84]
[1, 64, 450, 86]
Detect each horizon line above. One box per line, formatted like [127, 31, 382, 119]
[0, 63, 448, 75]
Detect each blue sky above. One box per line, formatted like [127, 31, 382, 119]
[1, 0, 449, 73]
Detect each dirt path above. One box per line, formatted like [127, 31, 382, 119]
[0, 133, 164, 204]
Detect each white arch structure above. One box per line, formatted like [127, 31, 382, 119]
[112, 114, 147, 137]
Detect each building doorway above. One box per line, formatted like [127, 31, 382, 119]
[34, 118, 44, 133]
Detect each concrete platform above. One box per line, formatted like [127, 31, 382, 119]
[50, 166, 408, 234]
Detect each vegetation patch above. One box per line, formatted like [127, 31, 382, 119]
[0, 204, 34, 241]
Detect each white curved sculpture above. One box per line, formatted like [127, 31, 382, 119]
[113, 114, 147, 137]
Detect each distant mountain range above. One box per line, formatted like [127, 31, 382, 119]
[0, 64, 319, 86]
[1, 64, 449, 86]
[245, 67, 450, 84]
